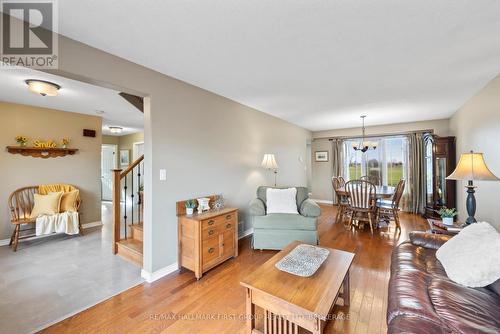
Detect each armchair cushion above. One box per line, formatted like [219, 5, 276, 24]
[257, 186, 308, 208]
[253, 213, 317, 231]
[266, 188, 298, 214]
[249, 198, 266, 216]
[299, 199, 321, 217]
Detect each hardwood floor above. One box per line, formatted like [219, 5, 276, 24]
[42, 204, 428, 334]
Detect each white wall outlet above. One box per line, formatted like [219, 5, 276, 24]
[159, 169, 167, 181]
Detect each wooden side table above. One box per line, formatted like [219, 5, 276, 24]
[427, 218, 464, 235]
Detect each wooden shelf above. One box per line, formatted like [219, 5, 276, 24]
[6, 146, 78, 158]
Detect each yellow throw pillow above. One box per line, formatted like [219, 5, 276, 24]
[30, 192, 63, 218]
[57, 190, 79, 212]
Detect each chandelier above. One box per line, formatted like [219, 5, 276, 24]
[352, 115, 377, 152]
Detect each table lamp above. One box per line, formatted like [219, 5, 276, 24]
[446, 151, 499, 224]
[261, 154, 279, 187]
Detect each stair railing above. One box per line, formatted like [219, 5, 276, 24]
[112, 154, 144, 254]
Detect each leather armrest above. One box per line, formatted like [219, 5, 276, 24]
[409, 231, 452, 250]
[249, 198, 266, 216]
[300, 199, 321, 218]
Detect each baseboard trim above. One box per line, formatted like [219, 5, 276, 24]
[141, 262, 179, 283]
[0, 221, 104, 247]
[238, 228, 253, 239]
[311, 199, 334, 205]
[83, 221, 104, 229]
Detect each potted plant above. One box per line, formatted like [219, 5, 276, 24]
[15, 135, 28, 147]
[438, 207, 457, 226]
[185, 199, 196, 215]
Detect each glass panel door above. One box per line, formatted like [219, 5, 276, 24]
[436, 157, 447, 206]
[424, 138, 434, 206]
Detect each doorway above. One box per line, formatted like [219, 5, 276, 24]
[101, 144, 117, 201]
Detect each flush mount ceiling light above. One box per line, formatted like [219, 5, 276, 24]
[25, 79, 61, 97]
[109, 126, 123, 134]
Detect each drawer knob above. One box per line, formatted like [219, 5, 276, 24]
[208, 247, 215, 254]
[208, 220, 215, 225]
[226, 215, 232, 220]
[208, 229, 215, 235]
[226, 223, 232, 229]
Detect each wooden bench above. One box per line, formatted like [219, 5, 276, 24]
[8, 185, 83, 251]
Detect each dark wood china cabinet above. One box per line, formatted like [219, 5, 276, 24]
[424, 135, 457, 218]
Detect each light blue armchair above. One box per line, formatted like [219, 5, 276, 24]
[249, 186, 321, 250]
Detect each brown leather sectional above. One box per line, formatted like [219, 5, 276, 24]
[387, 231, 500, 333]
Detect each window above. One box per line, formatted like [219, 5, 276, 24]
[342, 136, 408, 187]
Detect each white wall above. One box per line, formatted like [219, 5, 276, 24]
[48, 34, 311, 274]
[311, 119, 450, 201]
[449, 75, 500, 231]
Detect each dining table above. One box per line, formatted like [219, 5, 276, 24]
[336, 185, 395, 199]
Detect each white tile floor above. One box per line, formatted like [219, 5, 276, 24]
[0, 202, 143, 334]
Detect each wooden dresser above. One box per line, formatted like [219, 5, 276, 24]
[177, 200, 238, 279]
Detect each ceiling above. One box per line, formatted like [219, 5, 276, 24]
[10, 1, 500, 131]
[0, 66, 144, 135]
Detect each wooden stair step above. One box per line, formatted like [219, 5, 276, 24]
[129, 222, 143, 242]
[116, 239, 143, 267]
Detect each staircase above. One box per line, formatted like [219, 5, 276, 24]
[112, 155, 144, 267]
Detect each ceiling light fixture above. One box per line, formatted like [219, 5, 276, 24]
[352, 115, 377, 153]
[109, 126, 123, 134]
[25, 79, 61, 97]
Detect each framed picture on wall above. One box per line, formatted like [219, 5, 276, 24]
[120, 149, 130, 166]
[315, 151, 329, 162]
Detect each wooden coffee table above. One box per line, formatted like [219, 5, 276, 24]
[240, 241, 355, 334]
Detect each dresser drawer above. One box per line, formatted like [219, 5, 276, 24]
[202, 226, 219, 240]
[201, 211, 237, 230]
[222, 212, 236, 223]
[202, 237, 219, 263]
[201, 217, 222, 230]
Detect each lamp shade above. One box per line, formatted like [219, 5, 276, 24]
[447, 151, 499, 181]
[261, 154, 278, 170]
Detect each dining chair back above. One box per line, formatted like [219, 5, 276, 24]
[375, 179, 405, 231]
[332, 177, 348, 224]
[360, 175, 381, 186]
[332, 177, 342, 191]
[392, 179, 406, 208]
[345, 180, 377, 234]
[338, 176, 346, 188]
[346, 180, 376, 210]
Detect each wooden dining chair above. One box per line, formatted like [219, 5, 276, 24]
[376, 179, 405, 231]
[332, 177, 349, 224]
[360, 175, 380, 185]
[338, 176, 346, 188]
[345, 180, 377, 234]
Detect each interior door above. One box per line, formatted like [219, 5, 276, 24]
[133, 142, 145, 181]
[101, 145, 117, 201]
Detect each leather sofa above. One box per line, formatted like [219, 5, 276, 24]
[388, 231, 500, 333]
[249, 186, 320, 250]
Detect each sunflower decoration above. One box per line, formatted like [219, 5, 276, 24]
[15, 135, 28, 147]
[61, 138, 70, 148]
